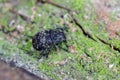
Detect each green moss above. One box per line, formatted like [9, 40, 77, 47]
[0, 0, 120, 79]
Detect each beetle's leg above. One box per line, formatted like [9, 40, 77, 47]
[57, 44, 70, 53]
[37, 49, 49, 58]
[63, 40, 69, 48]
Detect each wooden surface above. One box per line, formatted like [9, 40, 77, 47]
[0, 60, 42, 80]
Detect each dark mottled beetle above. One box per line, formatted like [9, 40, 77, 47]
[32, 28, 68, 54]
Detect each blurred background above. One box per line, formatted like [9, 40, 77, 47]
[0, 0, 120, 80]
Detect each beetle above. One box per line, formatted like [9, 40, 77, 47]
[32, 27, 68, 55]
